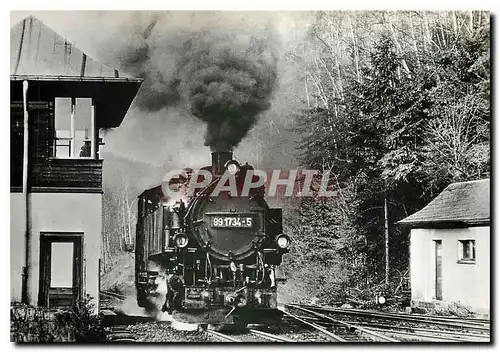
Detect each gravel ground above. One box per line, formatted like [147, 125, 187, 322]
[258, 317, 333, 342]
[106, 317, 340, 343]
[109, 322, 211, 343]
[219, 331, 264, 343]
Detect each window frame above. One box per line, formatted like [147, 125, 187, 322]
[457, 239, 476, 264]
[52, 97, 96, 160]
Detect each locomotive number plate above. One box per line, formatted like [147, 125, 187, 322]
[211, 216, 253, 228]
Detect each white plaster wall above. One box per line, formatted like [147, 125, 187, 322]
[10, 193, 26, 302]
[10, 193, 102, 308]
[410, 226, 490, 312]
[410, 228, 433, 302]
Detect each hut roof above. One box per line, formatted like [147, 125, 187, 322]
[399, 179, 490, 227]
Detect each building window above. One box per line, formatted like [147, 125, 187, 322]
[54, 97, 95, 159]
[458, 240, 476, 263]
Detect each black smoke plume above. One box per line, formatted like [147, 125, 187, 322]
[175, 31, 278, 151]
[116, 14, 181, 111]
[115, 15, 278, 151]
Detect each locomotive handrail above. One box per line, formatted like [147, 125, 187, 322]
[206, 252, 212, 282]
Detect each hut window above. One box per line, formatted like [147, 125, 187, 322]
[54, 97, 95, 159]
[458, 240, 476, 263]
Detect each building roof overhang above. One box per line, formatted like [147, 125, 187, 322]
[398, 179, 490, 229]
[399, 219, 490, 229]
[10, 75, 143, 129]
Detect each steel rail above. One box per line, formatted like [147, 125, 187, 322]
[249, 329, 296, 342]
[410, 313, 490, 324]
[296, 304, 489, 331]
[298, 304, 490, 327]
[341, 307, 490, 327]
[107, 327, 138, 342]
[292, 315, 489, 339]
[205, 330, 242, 342]
[108, 337, 137, 342]
[343, 320, 490, 340]
[288, 304, 399, 342]
[281, 308, 346, 342]
[365, 327, 485, 342]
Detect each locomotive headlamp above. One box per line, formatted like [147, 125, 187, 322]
[224, 160, 240, 175]
[174, 233, 189, 248]
[275, 234, 291, 249]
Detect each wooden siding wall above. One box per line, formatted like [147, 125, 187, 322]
[10, 101, 102, 192]
[31, 159, 102, 191]
[10, 103, 24, 188]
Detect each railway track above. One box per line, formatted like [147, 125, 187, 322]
[205, 328, 297, 342]
[282, 309, 350, 342]
[248, 328, 296, 342]
[286, 303, 490, 342]
[296, 315, 489, 341]
[106, 325, 138, 343]
[299, 304, 490, 330]
[205, 329, 242, 342]
[98, 291, 489, 343]
[99, 290, 300, 342]
[285, 304, 399, 342]
[283, 305, 396, 342]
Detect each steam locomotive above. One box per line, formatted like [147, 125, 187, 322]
[135, 151, 290, 328]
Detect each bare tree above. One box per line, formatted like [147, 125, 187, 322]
[384, 11, 411, 77]
[424, 96, 490, 182]
[118, 174, 136, 250]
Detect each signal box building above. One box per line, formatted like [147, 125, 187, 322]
[399, 179, 490, 314]
[10, 16, 142, 309]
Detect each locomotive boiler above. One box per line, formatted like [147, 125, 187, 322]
[135, 151, 290, 328]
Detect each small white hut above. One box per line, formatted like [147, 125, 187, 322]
[399, 179, 490, 314]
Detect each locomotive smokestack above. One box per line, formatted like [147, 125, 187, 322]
[211, 151, 233, 176]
